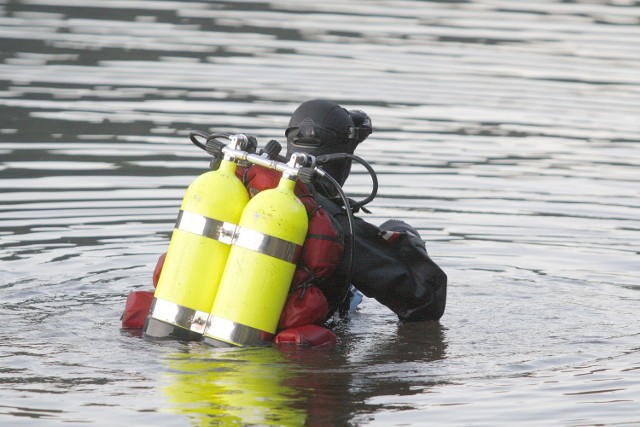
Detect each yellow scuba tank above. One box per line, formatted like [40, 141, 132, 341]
[143, 154, 250, 341]
[203, 170, 309, 347]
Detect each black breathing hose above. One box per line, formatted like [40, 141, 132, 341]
[189, 130, 210, 150]
[315, 171, 356, 309]
[316, 153, 378, 213]
[314, 153, 380, 316]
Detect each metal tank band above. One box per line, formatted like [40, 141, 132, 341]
[175, 209, 237, 245]
[232, 226, 303, 264]
[204, 317, 273, 347]
[148, 297, 210, 334]
[176, 210, 303, 264]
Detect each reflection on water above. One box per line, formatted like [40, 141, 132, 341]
[161, 321, 447, 427]
[1, 0, 639, 426]
[162, 348, 307, 426]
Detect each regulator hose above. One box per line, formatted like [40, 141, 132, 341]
[314, 170, 355, 316]
[313, 153, 379, 317]
[189, 130, 211, 151]
[316, 153, 378, 213]
[190, 130, 224, 155]
[189, 130, 259, 170]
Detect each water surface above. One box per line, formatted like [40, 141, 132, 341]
[1, 0, 639, 425]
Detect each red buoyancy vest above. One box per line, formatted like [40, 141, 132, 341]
[237, 164, 344, 328]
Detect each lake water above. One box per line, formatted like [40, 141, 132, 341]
[1, 0, 639, 425]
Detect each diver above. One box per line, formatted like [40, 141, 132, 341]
[280, 99, 447, 326]
[121, 99, 447, 347]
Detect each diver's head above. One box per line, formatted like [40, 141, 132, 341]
[285, 99, 372, 186]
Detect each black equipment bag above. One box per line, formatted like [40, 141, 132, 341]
[316, 195, 447, 321]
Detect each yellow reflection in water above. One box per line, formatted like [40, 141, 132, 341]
[161, 347, 307, 426]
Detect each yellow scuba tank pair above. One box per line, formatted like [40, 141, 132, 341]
[143, 135, 309, 347]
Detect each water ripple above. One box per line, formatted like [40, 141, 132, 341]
[1, 1, 639, 426]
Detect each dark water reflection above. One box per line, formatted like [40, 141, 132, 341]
[1, 0, 640, 426]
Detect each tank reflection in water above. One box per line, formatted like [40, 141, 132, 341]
[161, 347, 307, 426]
[160, 320, 447, 427]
